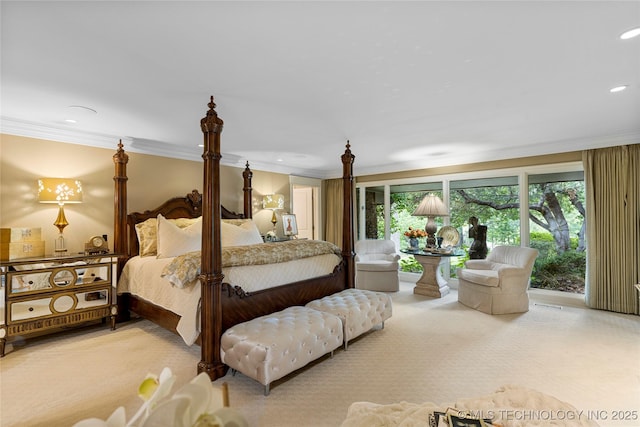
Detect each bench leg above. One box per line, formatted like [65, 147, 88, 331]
[264, 383, 270, 396]
[382, 321, 385, 329]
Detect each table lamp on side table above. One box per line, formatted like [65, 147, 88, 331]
[263, 193, 285, 234]
[38, 178, 83, 255]
[412, 193, 448, 248]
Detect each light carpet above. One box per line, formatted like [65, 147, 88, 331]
[1, 282, 638, 427]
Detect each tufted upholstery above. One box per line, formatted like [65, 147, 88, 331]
[306, 289, 392, 349]
[457, 245, 539, 315]
[220, 306, 343, 395]
[355, 240, 400, 291]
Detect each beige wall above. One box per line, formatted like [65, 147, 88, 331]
[0, 134, 291, 254]
[356, 151, 583, 183]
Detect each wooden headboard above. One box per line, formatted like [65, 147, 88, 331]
[124, 190, 245, 259]
[113, 138, 254, 271]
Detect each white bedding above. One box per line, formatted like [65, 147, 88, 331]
[341, 385, 599, 427]
[118, 253, 341, 345]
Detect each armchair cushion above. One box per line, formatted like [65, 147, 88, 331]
[458, 269, 499, 287]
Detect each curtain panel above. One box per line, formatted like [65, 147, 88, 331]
[583, 144, 639, 314]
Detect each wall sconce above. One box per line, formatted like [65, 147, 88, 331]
[38, 178, 83, 255]
[262, 194, 284, 232]
[412, 193, 448, 248]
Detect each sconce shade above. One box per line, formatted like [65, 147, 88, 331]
[412, 193, 448, 217]
[38, 178, 83, 205]
[262, 194, 284, 210]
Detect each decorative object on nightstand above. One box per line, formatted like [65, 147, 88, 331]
[262, 193, 285, 233]
[412, 193, 449, 248]
[85, 235, 109, 254]
[282, 213, 298, 237]
[0, 227, 45, 260]
[38, 178, 83, 255]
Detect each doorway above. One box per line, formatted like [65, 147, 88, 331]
[290, 176, 322, 241]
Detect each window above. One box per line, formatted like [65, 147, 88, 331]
[528, 171, 586, 293]
[355, 161, 586, 294]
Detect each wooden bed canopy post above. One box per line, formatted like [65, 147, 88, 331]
[242, 162, 253, 219]
[198, 96, 227, 380]
[342, 141, 356, 289]
[113, 140, 129, 275]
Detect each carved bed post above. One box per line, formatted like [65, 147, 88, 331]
[198, 96, 227, 380]
[242, 161, 253, 219]
[113, 140, 129, 276]
[342, 141, 356, 289]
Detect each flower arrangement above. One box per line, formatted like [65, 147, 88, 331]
[73, 368, 248, 427]
[403, 227, 426, 239]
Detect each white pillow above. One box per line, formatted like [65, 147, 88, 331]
[156, 214, 202, 258]
[221, 220, 263, 247]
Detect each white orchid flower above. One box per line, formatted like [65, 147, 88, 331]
[71, 368, 247, 427]
[140, 373, 226, 427]
[127, 367, 176, 426]
[72, 406, 127, 427]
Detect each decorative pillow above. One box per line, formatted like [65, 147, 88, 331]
[156, 214, 202, 259]
[135, 216, 202, 257]
[135, 218, 158, 257]
[221, 220, 263, 247]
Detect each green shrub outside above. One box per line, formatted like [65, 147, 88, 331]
[530, 234, 585, 293]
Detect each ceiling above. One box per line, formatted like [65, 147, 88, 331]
[2, 1, 639, 179]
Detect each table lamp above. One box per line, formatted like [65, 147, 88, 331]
[412, 193, 448, 248]
[262, 194, 284, 232]
[38, 178, 83, 255]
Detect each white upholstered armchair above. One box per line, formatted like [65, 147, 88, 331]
[354, 240, 400, 292]
[457, 245, 539, 314]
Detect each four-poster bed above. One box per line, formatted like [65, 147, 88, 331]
[113, 96, 355, 380]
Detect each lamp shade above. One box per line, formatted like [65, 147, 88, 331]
[38, 178, 83, 204]
[412, 193, 448, 217]
[263, 194, 284, 210]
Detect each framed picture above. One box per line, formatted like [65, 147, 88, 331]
[282, 214, 298, 236]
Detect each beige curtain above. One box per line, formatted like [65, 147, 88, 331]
[583, 144, 639, 314]
[323, 178, 343, 247]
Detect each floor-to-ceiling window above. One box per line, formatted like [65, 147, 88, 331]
[449, 176, 520, 277]
[356, 162, 586, 294]
[527, 171, 586, 293]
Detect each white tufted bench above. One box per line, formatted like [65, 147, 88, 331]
[306, 288, 392, 350]
[220, 306, 343, 395]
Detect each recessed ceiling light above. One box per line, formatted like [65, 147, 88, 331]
[610, 85, 628, 93]
[68, 105, 97, 114]
[620, 27, 640, 40]
[63, 105, 97, 124]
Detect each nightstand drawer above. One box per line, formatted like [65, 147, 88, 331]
[7, 261, 113, 297]
[9, 287, 112, 323]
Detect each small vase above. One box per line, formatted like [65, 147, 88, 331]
[409, 237, 419, 250]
